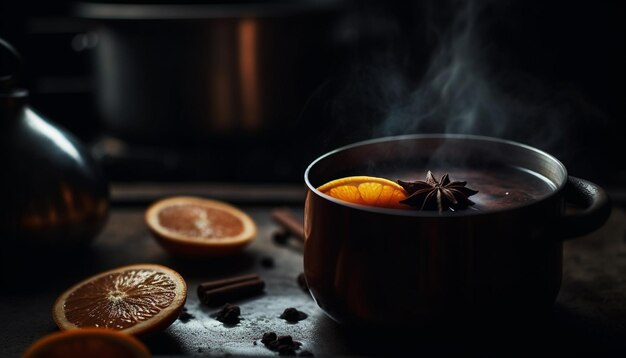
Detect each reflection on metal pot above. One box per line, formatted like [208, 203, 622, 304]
[76, 1, 345, 144]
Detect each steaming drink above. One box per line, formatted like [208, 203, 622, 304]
[389, 166, 555, 212]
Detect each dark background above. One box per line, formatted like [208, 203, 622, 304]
[1, 0, 624, 186]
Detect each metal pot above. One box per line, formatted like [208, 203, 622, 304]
[76, 1, 343, 144]
[0, 38, 109, 250]
[303, 134, 610, 327]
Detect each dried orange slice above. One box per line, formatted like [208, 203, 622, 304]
[317, 176, 409, 209]
[145, 196, 256, 257]
[53, 264, 187, 336]
[23, 329, 150, 358]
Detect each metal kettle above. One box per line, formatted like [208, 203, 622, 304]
[0, 38, 109, 250]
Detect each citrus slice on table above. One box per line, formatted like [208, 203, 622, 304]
[53, 264, 187, 336]
[317, 176, 409, 209]
[145, 196, 257, 257]
[23, 329, 150, 358]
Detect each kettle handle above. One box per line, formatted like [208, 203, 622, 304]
[0, 37, 23, 89]
[555, 176, 611, 240]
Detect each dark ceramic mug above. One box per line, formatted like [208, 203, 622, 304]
[303, 134, 609, 327]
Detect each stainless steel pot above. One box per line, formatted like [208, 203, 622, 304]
[303, 134, 610, 327]
[76, 1, 343, 144]
[0, 39, 109, 249]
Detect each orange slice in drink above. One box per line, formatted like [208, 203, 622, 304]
[145, 196, 257, 257]
[23, 329, 150, 358]
[317, 176, 409, 209]
[53, 264, 187, 336]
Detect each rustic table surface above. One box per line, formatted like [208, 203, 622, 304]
[2, 184, 625, 357]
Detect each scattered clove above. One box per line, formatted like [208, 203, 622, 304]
[215, 303, 241, 325]
[260, 256, 275, 269]
[280, 307, 308, 322]
[178, 307, 194, 323]
[261, 332, 302, 355]
[262, 332, 277, 345]
[273, 230, 291, 245]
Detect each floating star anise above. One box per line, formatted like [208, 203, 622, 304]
[397, 171, 478, 213]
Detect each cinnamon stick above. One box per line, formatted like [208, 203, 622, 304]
[271, 208, 304, 241]
[198, 278, 265, 306]
[196, 273, 260, 296]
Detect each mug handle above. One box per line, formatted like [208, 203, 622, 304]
[555, 176, 611, 240]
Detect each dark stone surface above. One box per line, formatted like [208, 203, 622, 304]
[1, 196, 625, 357]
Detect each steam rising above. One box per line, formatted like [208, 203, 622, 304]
[378, 0, 500, 136]
[361, 0, 604, 157]
[302, 0, 608, 177]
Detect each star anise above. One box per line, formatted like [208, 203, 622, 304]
[397, 171, 478, 213]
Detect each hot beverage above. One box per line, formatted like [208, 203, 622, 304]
[389, 166, 555, 212]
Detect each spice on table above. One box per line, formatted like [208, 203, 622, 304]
[280, 307, 308, 322]
[260, 256, 275, 269]
[272, 230, 291, 245]
[261, 332, 302, 355]
[271, 208, 305, 242]
[178, 307, 194, 323]
[215, 303, 241, 324]
[197, 273, 260, 295]
[261, 332, 277, 345]
[198, 274, 265, 306]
